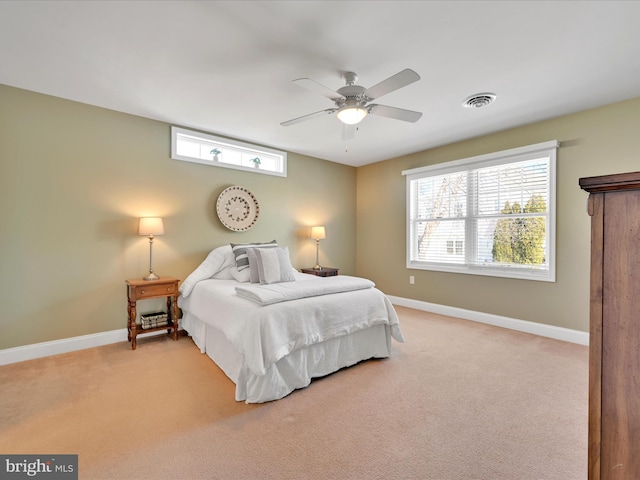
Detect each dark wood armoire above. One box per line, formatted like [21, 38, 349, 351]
[579, 171, 640, 480]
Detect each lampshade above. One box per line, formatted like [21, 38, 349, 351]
[138, 217, 165, 236]
[337, 106, 367, 125]
[310, 226, 326, 240]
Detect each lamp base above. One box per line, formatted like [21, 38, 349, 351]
[313, 265, 322, 270]
[143, 272, 159, 281]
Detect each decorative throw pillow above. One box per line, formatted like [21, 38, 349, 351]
[245, 247, 292, 283]
[247, 248, 261, 283]
[230, 240, 277, 271]
[253, 247, 296, 285]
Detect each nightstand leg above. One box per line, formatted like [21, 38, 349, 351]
[174, 295, 179, 341]
[166, 296, 172, 335]
[129, 300, 137, 350]
[127, 301, 132, 342]
[169, 295, 179, 341]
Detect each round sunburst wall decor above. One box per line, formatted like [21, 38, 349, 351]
[216, 186, 260, 232]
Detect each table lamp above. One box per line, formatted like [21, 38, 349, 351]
[310, 226, 326, 270]
[138, 217, 164, 281]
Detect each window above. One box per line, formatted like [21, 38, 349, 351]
[171, 126, 287, 177]
[446, 240, 463, 256]
[403, 140, 558, 281]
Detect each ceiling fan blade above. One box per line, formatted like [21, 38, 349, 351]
[293, 78, 345, 101]
[364, 68, 421, 100]
[368, 104, 423, 123]
[342, 123, 357, 141]
[280, 108, 336, 126]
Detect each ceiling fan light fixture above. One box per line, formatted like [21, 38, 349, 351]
[337, 106, 367, 125]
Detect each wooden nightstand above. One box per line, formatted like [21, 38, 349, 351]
[125, 276, 179, 350]
[301, 267, 339, 277]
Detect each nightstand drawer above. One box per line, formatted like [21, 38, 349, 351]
[129, 282, 178, 300]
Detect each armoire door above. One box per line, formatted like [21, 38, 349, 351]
[599, 189, 640, 479]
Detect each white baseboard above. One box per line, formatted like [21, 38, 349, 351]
[0, 328, 172, 366]
[388, 295, 589, 346]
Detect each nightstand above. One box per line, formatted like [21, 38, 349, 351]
[125, 276, 179, 350]
[301, 267, 339, 277]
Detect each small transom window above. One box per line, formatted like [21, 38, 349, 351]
[171, 126, 287, 177]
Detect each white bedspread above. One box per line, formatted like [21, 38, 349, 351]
[180, 274, 403, 377]
[235, 275, 375, 306]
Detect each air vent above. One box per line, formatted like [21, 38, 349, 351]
[463, 93, 497, 108]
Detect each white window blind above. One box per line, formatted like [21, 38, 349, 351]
[403, 141, 558, 282]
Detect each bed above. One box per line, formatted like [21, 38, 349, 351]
[178, 243, 404, 403]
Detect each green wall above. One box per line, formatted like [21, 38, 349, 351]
[356, 96, 640, 332]
[2, 81, 639, 351]
[0, 84, 356, 350]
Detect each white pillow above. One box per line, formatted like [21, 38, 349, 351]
[230, 266, 251, 283]
[253, 247, 296, 285]
[180, 245, 235, 297]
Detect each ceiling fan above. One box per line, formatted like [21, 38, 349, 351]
[281, 69, 423, 139]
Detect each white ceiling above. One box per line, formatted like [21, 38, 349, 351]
[1, 1, 639, 167]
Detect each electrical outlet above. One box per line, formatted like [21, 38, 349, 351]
[409, 275, 415, 285]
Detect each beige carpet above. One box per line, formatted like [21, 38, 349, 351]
[0, 307, 588, 480]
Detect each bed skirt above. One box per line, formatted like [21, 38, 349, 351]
[182, 312, 392, 403]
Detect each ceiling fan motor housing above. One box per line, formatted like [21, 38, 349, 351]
[335, 85, 369, 108]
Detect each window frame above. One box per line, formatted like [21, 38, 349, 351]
[171, 126, 287, 177]
[403, 140, 558, 282]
